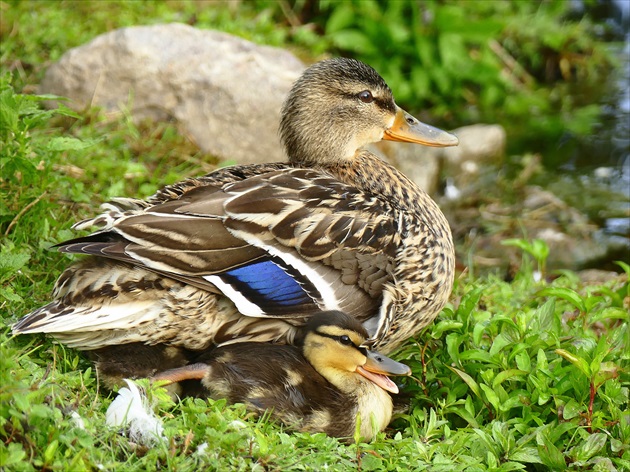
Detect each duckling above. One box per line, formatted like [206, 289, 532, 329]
[152, 311, 411, 441]
[12, 58, 457, 384]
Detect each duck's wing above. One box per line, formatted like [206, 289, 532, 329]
[19, 167, 398, 332]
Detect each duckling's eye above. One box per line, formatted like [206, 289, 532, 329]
[358, 90, 374, 103]
[339, 335, 353, 346]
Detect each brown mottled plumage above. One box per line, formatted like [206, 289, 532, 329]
[152, 311, 411, 441]
[12, 58, 457, 384]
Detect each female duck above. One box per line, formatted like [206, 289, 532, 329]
[152, 311, 411, 441]
[13, 58, 457, 380]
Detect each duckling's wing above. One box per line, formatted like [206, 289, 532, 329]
[193, 343, 337, 418]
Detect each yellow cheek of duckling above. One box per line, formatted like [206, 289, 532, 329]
[306, 337, 367, 374]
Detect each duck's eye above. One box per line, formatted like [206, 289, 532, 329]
[358, 90, 374, 103]
[339, 335, 353, 346]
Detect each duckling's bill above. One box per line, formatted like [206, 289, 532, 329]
[356, 350, 411, 394]
[384, 107, 458, 147]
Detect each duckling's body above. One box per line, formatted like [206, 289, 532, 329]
[153, 311, 410, 440]
[12, 58, 457, 383]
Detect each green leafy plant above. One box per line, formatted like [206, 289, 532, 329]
[502, 238, 550, 280]
[393, 252, 628, 470]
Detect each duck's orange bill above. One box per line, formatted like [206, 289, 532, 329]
[384, 106, 459, 147]
[356, 350, 411, 394]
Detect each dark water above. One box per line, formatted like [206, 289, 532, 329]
[555, 1, 629, 246]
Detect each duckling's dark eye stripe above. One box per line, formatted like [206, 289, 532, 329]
[315, 330, 365, 354]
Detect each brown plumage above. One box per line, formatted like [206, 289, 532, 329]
[12, 58, 457, 384]
[152, 311, 411, 441]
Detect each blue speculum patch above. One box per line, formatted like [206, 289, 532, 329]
[222, 259, 314, 307]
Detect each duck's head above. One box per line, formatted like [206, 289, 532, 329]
[280, 57, 458, 166]
[298, 310, 411, 394]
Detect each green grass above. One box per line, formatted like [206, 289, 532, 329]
[1, 2, 629, 471]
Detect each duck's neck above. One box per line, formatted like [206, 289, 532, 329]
[318, 151, 427, 212]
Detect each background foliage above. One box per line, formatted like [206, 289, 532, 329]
[2, 0, 623, 165]
[1, 1, 628, 470]
[312, 0, 617, 166]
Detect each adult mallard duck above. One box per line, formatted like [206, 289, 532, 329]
[152, 310, 411, 441]
[12, 58, 457, 382]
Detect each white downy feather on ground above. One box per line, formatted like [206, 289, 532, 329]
[105, 379, 165, 446]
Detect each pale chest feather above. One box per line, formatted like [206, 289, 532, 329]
[355, 382, 394, 441]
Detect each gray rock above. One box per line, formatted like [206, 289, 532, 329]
[442, 124, 506, 174]
[452, 184, 618, 272]
[441, 124, 506, 198]
[39, 23, 305, 164]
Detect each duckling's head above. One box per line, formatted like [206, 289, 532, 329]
[298, 310, 411, 394]
[280, 57, 458, 167]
